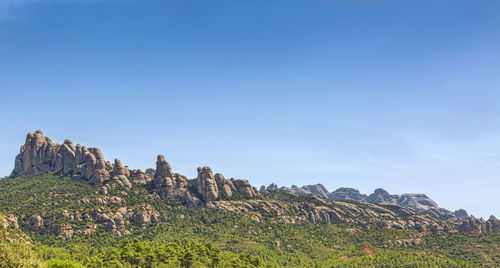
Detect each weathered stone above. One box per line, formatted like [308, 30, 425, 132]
[26, 215, 44, 232]
[110, 159, 132, 188]
[231, 178, 258, 198]
[197, 167, 219, 202]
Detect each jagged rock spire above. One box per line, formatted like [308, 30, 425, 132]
[10, 130, 116, 186]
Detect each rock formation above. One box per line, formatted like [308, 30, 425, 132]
[459, 216, 500, 234]
[215, 173, 236, 198]
[266, 183, 278, 191]
[130, 169, 151, 185]
[11, 130, 58, 176]
[301, 184, 330, 199]
[11, 130, 115, 187]
[197, 167, 219, 202]
[454, 209, 469, 220]
[262, 184, 459, 221]
[152, 155, 197, 205]
[10, 131, 498, 236]
[366, 188, 398, 204]
[195, 167, 258, 202]
[397, 194, 438, 211]
[329, 187, 367, 202]
[110, 159, 132, 188]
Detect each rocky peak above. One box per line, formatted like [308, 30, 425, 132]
[329, 188, 367, 202]
[266, 183, 278, 191]
[11, 131, 112, 186]
[11, 130, 57, 176]
[397, 194, 438, 211]
[110, 159, 132, 188]
[197, 166, 219, 202]
[301, 184, 329, 199]
[454, 209, 469, 220]
[459, 216, 500, 234]
[366, 188, 398, 204]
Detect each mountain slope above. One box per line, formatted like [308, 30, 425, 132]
[1, 131, 499, 266]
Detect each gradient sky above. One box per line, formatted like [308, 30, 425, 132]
[1, 0, 499, 218]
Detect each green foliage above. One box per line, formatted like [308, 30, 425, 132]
[0, 173, 499, 267]
[0, 230, 45, 268]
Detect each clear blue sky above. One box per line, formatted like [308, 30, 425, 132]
[1, 0, 499, 218]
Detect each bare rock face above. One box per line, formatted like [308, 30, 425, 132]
[130, 169, 151, 185]
[11, 131, 112, 186]
[55, 140, 76, 173]
[145, 168, 155, 175]
[397, 194, 438, 211]
[197, 167, 219, 202]
[153, 155, 176, 190]
[11, 130, 57, 176]
[133, 213, 151, 229]
[215, 173, 236, 198]
[231, 179, 258, 198]
[301, 184, 329, 199]
[25, 215, 44, 233]
[454, 209, 469, 220]
[193, 166, 258, 202]
[329, 188, 367, 202]
[266, 183, 279, 191]
[367, 188, 398, 204]
[459, 215, 500, 234]
[152, 155, 201, 206]
[110, 159, 132, 188]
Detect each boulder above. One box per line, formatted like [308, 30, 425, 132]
[26, 215, 44, 233]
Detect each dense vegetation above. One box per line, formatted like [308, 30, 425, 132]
[0, 173, 499, 267]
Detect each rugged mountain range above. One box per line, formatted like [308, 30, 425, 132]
[259, 184, 472, 222]
[4, 131, 499, 239]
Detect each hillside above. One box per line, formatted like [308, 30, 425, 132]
[0, 131, 499, 267]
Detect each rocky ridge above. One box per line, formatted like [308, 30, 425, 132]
[11, 131, 258, 207]
[7, 131, 499, 236]
[260, 184, 474, 223]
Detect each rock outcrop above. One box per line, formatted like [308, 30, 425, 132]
[231, 178, 258, 198]
[329, 187, 367, 202]
[110, 159, 132, 188]
[197, 167, 219, 202]
[459, 216, 500, 234]
[11, 130, 58, 176]
[366, 188, 398, 204]
[130, 169, 151, 185]
[152, 155, 196, 205]
[454, 209, 469, 220]
[397, 194, 438, 211]
[262, 184, 460, 222]
[266, 183, 279, 191]
[11, 130, 116, 187]
[195, 167, 258, 202]
[301, 184, 330, 199]
[12, 131, 498, 236]
[271, 184, 329, 199]
[25, 215, 44, 233]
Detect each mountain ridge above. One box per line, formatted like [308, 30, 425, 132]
[259, 183, 473, 221]
[5, 130, 499, 238]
